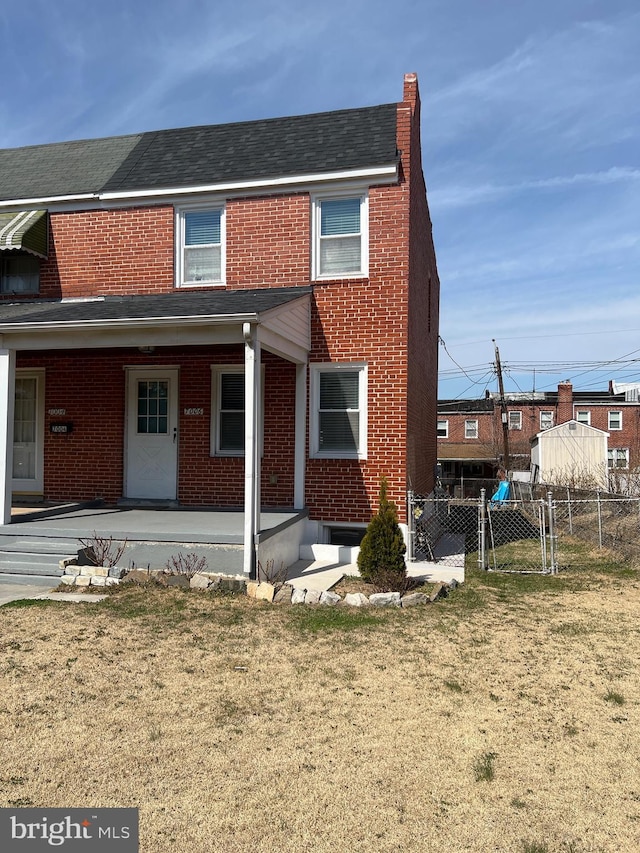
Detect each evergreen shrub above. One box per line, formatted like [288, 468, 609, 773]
[357, 477, 408, 591]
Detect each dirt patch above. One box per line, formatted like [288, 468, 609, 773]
[1, 567, 639, 852]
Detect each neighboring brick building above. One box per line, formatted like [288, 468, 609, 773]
[0, 74, 440, 572]
[438, 381, 640, 494]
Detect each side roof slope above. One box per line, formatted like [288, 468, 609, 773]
[0, 104, 399, 202]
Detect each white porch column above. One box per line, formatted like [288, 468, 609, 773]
[0, 348, 16, 525]
[243, 324, 261, 576]
[294, 361, 307, 510]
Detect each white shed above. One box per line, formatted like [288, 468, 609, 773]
[530, 420, 609, 489]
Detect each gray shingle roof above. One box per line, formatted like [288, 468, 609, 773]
[0, 105, 398, 202]
[0, 287, 311, 326]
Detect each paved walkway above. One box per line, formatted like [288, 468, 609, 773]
[0, 574, 108, 605]
[286, 557, 465, 592]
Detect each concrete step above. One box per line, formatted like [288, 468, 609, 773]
[0, 555, 65, 577]
[0, 535, 244, 577]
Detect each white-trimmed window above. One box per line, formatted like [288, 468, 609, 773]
[508, 411, 522, 430]
[211, 367, 244, 455]
[437, 419, 449, 438]
[576, 410, 591, 425]
[540, 411, 554, 430]
[310, 364, 367, 458]
[608, 448, 629, 469]
[464, 419, 478, 439]
[312, 193, 368, 279]
[1, 254, 40, 294]
[608, 411, 622, 430]
[177, 206, 224, 286]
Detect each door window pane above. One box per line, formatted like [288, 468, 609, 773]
[137, 381, 169, 434]
[13, 377, 37, 479]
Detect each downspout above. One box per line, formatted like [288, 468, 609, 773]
[242, 323, 261, 577]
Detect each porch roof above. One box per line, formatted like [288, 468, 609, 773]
[0, 287, 312, 361]
[438, 443, 497, 462]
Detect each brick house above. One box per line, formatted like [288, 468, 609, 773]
[438, 381, 640, 494]
[0, 74, 440, 574]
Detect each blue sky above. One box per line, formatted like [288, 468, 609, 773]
[2, 0, 638, 399]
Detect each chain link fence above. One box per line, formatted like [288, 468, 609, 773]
[409, 487, 640, 575]
[552, 489, 640, 568]
[408, 492, 478, 572]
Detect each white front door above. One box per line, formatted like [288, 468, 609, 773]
[12, 370, 45, 495]
[125, 368, 179, 500]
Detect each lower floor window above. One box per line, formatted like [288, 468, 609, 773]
[608, 448, 629, 469]
[311, 364, 367, 458]
[211, 367, 245, 455]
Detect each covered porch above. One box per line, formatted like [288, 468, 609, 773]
[0, 288, 312, 577]
[1, 501, 309, 577]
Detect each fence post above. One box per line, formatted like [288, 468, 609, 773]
[539, 502, 547, 571]
[597, 490, 603, 548]
[566, 486, 572, 535]
[479, 488, 487, 570]
[547, 491, 556, 574]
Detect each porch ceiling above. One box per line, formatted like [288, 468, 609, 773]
[0, 287, 311, 362]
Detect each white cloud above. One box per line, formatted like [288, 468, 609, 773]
[430, 167, 640, 210]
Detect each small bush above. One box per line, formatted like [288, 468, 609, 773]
[166, 552, 208, 578]
[78, 531, 128, 567]
[357, 477, 407, 591]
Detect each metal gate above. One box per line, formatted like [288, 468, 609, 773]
[408, 490, 557, 574]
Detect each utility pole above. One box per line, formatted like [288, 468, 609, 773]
[493, 339, 510, 473]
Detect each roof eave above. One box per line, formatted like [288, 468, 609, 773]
[0, 164, 399, 209]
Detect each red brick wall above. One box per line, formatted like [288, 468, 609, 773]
[402, 74, 440, 498]
[39, 207, 175, 298]
[226, 194, 310, 287]
[17, 348, 296, 507]
[576, 405, 640, 469]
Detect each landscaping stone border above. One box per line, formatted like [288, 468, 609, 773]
[58, 560, 461, 607]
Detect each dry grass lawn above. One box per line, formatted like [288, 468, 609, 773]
[1, 559, 640, 852]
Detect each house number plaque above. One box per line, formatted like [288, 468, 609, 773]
[183, 407, 204, 416]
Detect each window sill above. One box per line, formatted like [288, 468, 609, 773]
[178, 281, 226, 289]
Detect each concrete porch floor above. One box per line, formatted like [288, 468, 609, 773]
[0, 501, 306, 578]
[7, 502, 301, 544]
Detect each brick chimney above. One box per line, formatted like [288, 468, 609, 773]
[403, 72, 419, 113]
[557, 381, 573, 424]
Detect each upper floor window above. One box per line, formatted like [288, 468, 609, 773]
[608, 448, 628, 469]
[608, 411, 622, 430]
[177, 206, 224, 286]
[310, 364, 367, 459]
[508, 411, 522, 430]
[1, 253, 40, 294]
[464, 419, 478, 439]
[540, 411, 554, 430]
[576, 410, 591, 425]
[312, 193, 368, 279]
[437, 419, 449, 438]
